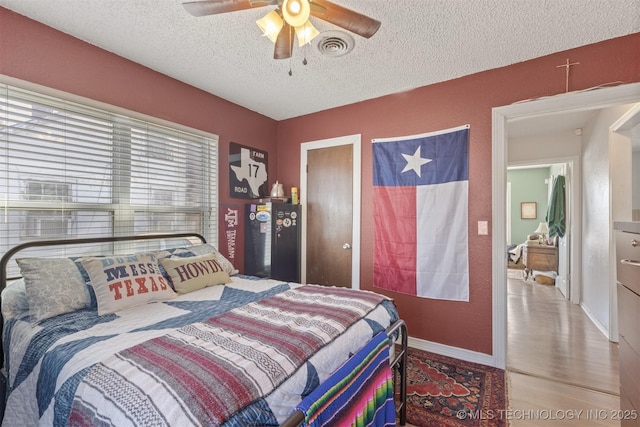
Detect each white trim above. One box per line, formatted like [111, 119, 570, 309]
[300, 134, 361, 289]
[408, 336, 495, 367]
[492, 110, 509, 370]
[580, 302, 611, 339]
[492, 82, 640, 369]
[506, 182, 511, 244]
[608, 111, 637, 341]
[610, 102, 640, 133]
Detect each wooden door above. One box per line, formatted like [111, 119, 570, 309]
[306, 144, 353, 287]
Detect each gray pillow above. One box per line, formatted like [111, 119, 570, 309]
[1, 278, 29, 320]
[17, 257, 91, 323]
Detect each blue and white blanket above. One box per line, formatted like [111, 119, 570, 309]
[2, 276, 397, 426]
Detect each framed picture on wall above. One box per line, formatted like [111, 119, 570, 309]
[521, 202, 537, 219]
[229, 142, 268, 199]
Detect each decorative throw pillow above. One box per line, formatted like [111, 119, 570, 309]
[172, 244, 239, 275]
[70, 257, 99, 310]
[160, 253, 231, 294]
[16, 257, 91, 323]
[1, 278, 30, 321]
[81, 253, 176, 315]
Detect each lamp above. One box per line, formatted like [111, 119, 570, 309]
[534, 222, 548, 245]
[256, 10, 284, 43]
[282, 0, 310, 27]
[256, 0, 319, 48]
[294, 20, 320, 46]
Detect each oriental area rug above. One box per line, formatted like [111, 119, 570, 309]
[401, 347, 507, 427]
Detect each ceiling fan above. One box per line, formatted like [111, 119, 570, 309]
[182, 0, 381, 60]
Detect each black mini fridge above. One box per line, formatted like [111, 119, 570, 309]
[245, 202, 301, 282]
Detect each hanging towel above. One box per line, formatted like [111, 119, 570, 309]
[546, 175, 566, 238]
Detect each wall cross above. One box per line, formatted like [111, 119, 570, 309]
[556, 58, 580, 93]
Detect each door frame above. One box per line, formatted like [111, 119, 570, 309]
[608, 102, 640, 342]
[507, 159, 579, 301]
[300, 134, 362, 289]
[491, 82, 640, 369]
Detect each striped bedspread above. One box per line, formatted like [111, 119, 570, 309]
[296, 331, 395, 427]
[2, 277, 398, 426]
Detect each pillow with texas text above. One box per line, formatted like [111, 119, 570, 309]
[160, 253, 231, 294]
[81, 253, 176, 315]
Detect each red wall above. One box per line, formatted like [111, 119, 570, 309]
[2, 6, 639, 355]
[275, 33, 640, 354]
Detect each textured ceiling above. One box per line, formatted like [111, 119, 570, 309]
[1, 0, 639, 120]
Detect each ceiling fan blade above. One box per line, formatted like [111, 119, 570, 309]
[310, 0, 381, 38]
[274, 23, 294, 59]
[182, 0, 277, 17]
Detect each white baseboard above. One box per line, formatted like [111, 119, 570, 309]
[408, 336, 498, 367]
[579, 302, 612, 341]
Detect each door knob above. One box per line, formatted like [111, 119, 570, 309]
[343, 243, 351, 250]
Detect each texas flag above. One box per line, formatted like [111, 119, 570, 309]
[372, 125, 469, 301]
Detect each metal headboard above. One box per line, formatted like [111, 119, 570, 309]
[0, 233, 206, 292]
[0, 232, 206, 368]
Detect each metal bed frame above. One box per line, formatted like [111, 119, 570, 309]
[0, 233, 408, 426]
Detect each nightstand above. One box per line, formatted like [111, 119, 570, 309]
[523, 245, 558, 280]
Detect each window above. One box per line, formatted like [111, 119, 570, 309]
[25, 180, 73, 202]
[1, 84, 218, 276]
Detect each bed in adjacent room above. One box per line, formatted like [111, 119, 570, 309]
[507, 243, 525, 270]
[507, 235, 545, 271]
[0, 233, 407, 426]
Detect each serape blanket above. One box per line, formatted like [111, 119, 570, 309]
[296, 332, 395, 427]
[3, 277, 398, 426]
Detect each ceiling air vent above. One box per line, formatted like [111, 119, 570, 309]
[313, 31, 355, 57]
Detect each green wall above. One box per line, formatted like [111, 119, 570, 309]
[508, 167, 550, 244]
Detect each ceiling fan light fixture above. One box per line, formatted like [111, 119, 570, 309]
[282, 0, 310, 28]
[256, 10, 284, 43]
[294, 20, 320, 46]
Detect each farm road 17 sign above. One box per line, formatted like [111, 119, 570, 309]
[229, 142, 268, 199]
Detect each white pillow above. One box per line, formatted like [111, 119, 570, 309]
[17, 257, 91, 323]
[81, 253, 176, 315]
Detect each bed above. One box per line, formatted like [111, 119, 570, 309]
[507, 243, 525, 270]
[507, 237, 543, 270]
[0, 233, 407, 426]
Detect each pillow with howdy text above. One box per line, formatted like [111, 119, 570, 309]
[160, 253, 231, 294]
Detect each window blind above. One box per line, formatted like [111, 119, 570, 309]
[0, 84, 218, 277]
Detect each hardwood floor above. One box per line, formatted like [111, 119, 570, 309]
[507, 272, 621, 426]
